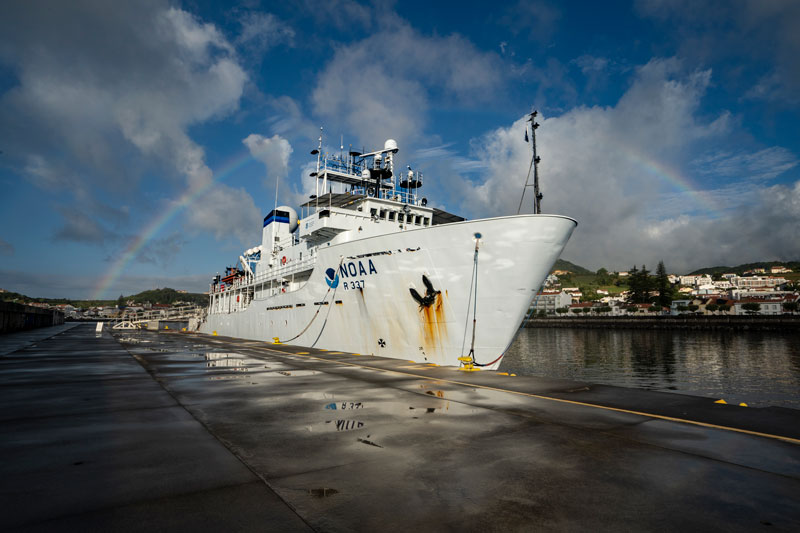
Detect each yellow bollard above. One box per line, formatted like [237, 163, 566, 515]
[714, 399, 727, 404]
[212, 331, 217, 336]
[272, 337, 282, 344]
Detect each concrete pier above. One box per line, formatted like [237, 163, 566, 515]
[2, 323, 799, 531]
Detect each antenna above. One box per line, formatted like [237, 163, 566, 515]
[315, 127, 323, 209]
[272, 174, 279, 255]
[517, 109, 544, 214]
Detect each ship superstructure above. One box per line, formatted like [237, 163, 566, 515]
[199, 135, 576, 370]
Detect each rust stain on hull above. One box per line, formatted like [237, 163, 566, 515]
[420, 293, 448, 354]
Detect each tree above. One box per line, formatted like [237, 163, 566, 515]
[677, 304, 688, 314]
[687, 304, 699, 313]
[537, 310, 548, 318]
[626, 265, 639, 302]
[582, 307, 592, 314]
[656, 261, 672, 308]
[556, 307, 568, 315]
[648, 305, 661, 314]
[706, 303, 719, 314]
[627, 264, 654, 304]
[595, 267, 611, 285]
[742, 302, 761, 315]
[117, 294, 125, 308]
[580, 286, 600, 302]
[719, 303, 732, 314]
[783, 302, 798, 314]
[571, 308, 582, 315]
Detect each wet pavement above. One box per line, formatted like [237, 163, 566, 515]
[2, 323, 800, 531]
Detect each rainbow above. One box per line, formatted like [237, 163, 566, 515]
[617, 143, 722, 217]
[91, 152, 256, 300]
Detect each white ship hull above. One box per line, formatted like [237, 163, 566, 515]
[199, 214, 576, 370]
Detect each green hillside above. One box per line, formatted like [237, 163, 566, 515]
[125, 288, 207, 306]
[551, 259, 593, 275]
[0, 287, 206, 308]
[689, 261, 800, 276]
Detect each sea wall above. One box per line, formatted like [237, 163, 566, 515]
[0, 302, 65, 334]
[524, 316, 800, 331]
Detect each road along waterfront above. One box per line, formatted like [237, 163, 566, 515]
[502, 328, 800, 409]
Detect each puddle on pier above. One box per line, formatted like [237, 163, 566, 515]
[277, 370, 319, 377]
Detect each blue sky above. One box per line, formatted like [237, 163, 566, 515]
[1, 0, 798, 299]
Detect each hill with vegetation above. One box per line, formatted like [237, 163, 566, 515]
[123, 288, 206, 306]
[0, 287, 207, 309]
[551, 259, 593, 275]
[689, 261, 800, 277]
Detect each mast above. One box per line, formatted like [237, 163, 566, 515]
[530, 111, 543, 214]
[517, 110, 544, 214]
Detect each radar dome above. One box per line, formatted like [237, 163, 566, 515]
[384, 139, 398, 152]
[277, 206, 299, 232]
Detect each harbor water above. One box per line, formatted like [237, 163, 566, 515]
[500, 328, 800, 410]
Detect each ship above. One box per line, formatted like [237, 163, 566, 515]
[198, 127, 576, 370]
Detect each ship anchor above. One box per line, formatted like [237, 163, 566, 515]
[410, 275, 440, 308]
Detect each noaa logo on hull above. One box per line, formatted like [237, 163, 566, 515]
[325, 268, 339, 288]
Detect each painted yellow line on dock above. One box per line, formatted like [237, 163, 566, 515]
[248, 345, 800, 447]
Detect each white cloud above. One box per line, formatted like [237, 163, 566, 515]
[53, 209, 109, 245]
[0, 0, 259, 250]
[243, 133, 293, 180]
[691, 147, 798, 181]
[413, 144, 457, 161]
[454, 58, 798, 272]
[572, 55, 609, 74]
[312, 19, 506, 149]
[236, 11, 295, 56]
[635, 0, 800, 105]
[301, 0, 372, 31]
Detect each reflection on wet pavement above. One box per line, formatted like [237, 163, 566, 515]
[327, 420, 364, 431]
[324, 402, 363, 410]
[104, 328, 800, 532]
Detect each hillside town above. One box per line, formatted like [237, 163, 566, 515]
[533, 266, 799, 317]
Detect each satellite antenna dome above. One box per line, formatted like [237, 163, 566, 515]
[276, 205, 299, 232]
[361, 169, 370, 179]
[384, 139, 398, 152]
